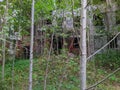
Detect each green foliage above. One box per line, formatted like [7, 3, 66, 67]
[0, 0, 120, 90]
[0, 54, 80, 90]
[92, 0, 105, 5]
[0, 53, 120, 90]
[95, 50, 120, 69]
[109, 74, 118, 82]
[0, 81, 8, 90]
[116, 0, 120, 5]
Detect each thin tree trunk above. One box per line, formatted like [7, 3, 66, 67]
[43, 33, 54, 90]
[44, 1, 56, 90]
[105, 0, 115, 33]
[80, 0, 87, 90]
[2, 28, 6, 81]
[11, 41, 15, 90]
[2, 0, 8, 81]
[29, 0, 34, 90]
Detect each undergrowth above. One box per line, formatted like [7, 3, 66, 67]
[0, 50, 120, 90]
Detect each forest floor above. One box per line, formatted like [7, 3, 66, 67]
[0, 54, 120, 90]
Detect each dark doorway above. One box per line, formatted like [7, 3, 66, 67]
[23, 46, 30, 59]
[73, 37, 80, 48]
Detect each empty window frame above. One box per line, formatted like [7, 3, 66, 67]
[108, 36, 118, 48]
[73, 37, 80, 48]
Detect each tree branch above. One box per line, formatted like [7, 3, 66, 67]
[86, 67, 120, 90]
[87, 32, 120, 61]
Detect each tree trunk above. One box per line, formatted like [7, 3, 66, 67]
[105, 0, 115, 33]
[88, 0, 94, 56]
[80, 0, 87, 90]
[29, 0, 34, 90]
[2, 0, 8, 81]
